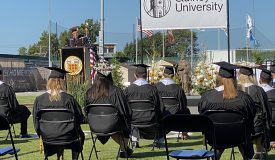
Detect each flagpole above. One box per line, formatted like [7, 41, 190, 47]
[226, 0, 231, 63]
[136, 17, 138, 64]
[246, 15, 249, 63]
[48, 0, 52, 67]
[139, 0, 143, 64]
[162, 30, 165, 59]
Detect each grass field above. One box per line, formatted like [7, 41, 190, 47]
[1, 95, 275, 159]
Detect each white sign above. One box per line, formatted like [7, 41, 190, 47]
[141, 0, 227, 30]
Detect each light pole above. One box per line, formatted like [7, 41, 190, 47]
[99, 0, 104, 57]
[48, 0, 52, 67]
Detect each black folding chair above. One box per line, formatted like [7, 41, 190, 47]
[85, 103, 128, 160]
[162, 114, 217, 160]
[0, 114, 18, 160]
[36, 108, 84, 160]
[128, 99, 160, 150]
[203, 110, 249, 160]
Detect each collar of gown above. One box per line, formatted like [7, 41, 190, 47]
[259, 84, 274, 92]
[160, 78, 175, 85]
[133, 79, 148, 86]
[47, 90, 64, 94]
[215, 85, 224, 91]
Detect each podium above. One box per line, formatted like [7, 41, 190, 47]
[61, 47, 91, 82]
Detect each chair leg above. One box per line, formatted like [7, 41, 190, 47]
[177, 132, 181, 142]
[164, 135, 169, 160]
[9, 129, 18, 160]
[80, 151, 84, 160]
[230, 148, 235, 160]
[88, 134, 98, 160]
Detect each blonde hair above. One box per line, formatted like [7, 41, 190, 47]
[216, 75, 237, 99]
[238, 74, 257, 88]
[46, 78, 65, 102]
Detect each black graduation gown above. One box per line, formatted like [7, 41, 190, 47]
[0, 82, 31, 133]
[84, 85, 131, 144]
[264, 87, 275, 141]
[32, 92, 85, 157]
[239, 85, 271, 140]
[0, 83, 19, 117]
[198, 89, 256, 158]
[155, 81, 189, 115]
[124, 83, 164, 139]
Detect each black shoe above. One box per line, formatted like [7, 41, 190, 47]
[19, 134, 32, 138]
[119, 148, 133, 158]
[132, 141, 140, 148]
[153, 142, 165, 148]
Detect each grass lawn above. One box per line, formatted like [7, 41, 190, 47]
[1, 95, 275, 159]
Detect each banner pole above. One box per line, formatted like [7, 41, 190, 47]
[226, 0, 231, 63]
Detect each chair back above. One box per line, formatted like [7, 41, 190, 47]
[85, 104, 121, 135]
[0, 97, 11, 118]
[128, 99, 157, 124]
[161, 97, 179, 115]
[162, 114, 213, 133]
[36, 108, 78, 145]
[203, 110, 247, 149]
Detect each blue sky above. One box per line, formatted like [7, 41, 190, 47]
[0, 0, 275, 54]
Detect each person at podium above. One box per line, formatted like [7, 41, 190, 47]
[67, 26, 87, 47]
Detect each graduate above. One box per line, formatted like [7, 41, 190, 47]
[198, 61, 256, 159]
[124, 64, 164, 148]
[33, 67, 85, 160]
[84, 72, 133, 158]
[238, 65, 271, 159]
[258, 68, 275, 149]
[0, 67, 31, 138]
[155, 65, 189, 115]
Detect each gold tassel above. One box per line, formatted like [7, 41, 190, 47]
[39, 136, 44, 154]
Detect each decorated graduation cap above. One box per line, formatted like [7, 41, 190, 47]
[239, 66, 253, 76]
[214, 61, 238, 78]
[260, 69, 272, 80]
[45, 67, 69, 79]
[132, 64, 150, 74]
[96, 71, 113, 81]
[161, 65, 174, 75]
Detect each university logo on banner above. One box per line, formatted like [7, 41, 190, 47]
[141, 0, 227, 30]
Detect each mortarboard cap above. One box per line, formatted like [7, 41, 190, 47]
[260, 69, 272, 80]
[214, 61, 238, 78]
[270, 64, 275, 73]
[239, 66, 253, 76]
[161, 65, 174, 75]
[70, 26, 79, 32]
[45, 67, 69, 79]
[132, 64, 150, 74]
[96, 71, 113, 81]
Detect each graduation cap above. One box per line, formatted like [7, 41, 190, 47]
[70, 26, 79, 32]
[239, 66, 253, 76]
[260, 69, 272, 80]
[96, 71, 113, 81]
[270, 64, 275, 73]
[214, 61, 238, 78]
[132, 64, 150, 74]
[45, 67, 69, 79]
[161, 65, 174, 75]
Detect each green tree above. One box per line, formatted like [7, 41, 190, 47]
[18, 47, 27, 55]
[111, 56, 123, 88]
[123, 30, 199, 59]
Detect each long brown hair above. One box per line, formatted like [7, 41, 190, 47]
[46, 78, 65, 102]
[87, 76, 110, 100]
[217, 75, 237, 99]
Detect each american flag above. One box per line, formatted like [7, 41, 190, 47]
[89, 48, 97, 79]
[137, 19, 153, 38]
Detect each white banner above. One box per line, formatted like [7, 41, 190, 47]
[141, 0, 227, 30]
